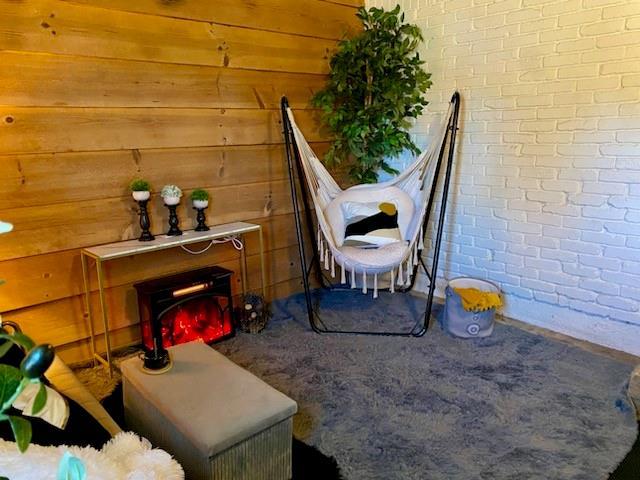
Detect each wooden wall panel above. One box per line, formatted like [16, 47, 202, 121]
[0, 143, 330, 209]
[0, 178, 298, 260]
[0, 1, 335, 73]
[320, 0, 363, 7]
[0, 0, 358, 363]
[0, 108, 323, 154]
[64, 0, 361, 41]
[0, 52, 326, 109]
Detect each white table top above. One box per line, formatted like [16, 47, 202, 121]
[82, 221, 260, 261]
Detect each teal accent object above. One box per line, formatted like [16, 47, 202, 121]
[57, 451, 86, 480]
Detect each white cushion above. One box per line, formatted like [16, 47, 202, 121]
[339, 242, 409, 269]
[325, 186, 415, 247]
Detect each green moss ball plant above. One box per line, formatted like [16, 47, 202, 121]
[130, 179, 152, 201]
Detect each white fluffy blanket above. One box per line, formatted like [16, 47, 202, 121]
[0, 432, 184, 480]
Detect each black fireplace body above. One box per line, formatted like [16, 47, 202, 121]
[134, 266, 234, 353]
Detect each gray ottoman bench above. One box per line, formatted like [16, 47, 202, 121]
[121, 341, 298, 480]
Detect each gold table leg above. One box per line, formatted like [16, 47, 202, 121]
[259, 227, 266, 298]
[80, 253, 96, 367]
[95, 258, 113, 376]
[239, 235, 248, 298]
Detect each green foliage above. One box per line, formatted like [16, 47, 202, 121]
[0, 332, 35, 352]
[32, 383, 47, 415]
[0, 365, 22, 408]
[190, 189, 209, 202]
[129, 179, 151, 192]
[8, 415, 31, 453]
[312, 5, 432, 183]
[0, 334, 50, 453]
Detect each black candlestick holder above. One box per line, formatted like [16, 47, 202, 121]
[194, 206, 210, 231]
[165, 204, 182, 236]
[137, 199, 155, 242]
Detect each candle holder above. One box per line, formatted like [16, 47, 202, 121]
[165, 202, 182, 236]
[137, 199, 155, 242]
[131, 189, 154, 242]
[193, 200, 209, 232]
[161, 185, 183, 237]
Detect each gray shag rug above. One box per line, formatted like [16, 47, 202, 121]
[215, 290, 637, 480]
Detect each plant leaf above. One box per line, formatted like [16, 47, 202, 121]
[0, 364, 23, 408]
[0, 332, 35, 351]
[0, 340, 14, 359]
[8, 414, 32, 452]
[32, 382, 47, 415]
[312, 5, 431, 184]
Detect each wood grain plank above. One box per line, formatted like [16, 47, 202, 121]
[0, 143, 330, 209]
[0, 213, 303, 312]
[0, 0, 335, 73]
[0, 107, 323, 154]
[319, 0, 364, 8]
[0, 51, 326, 109]
[0, 178, 303, 261]
[4, 245, 303, 347]
[63, 0, 360, 41]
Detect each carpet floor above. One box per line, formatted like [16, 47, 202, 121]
[211, 289, 637, 480]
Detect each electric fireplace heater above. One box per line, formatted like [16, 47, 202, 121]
[134, 266, 234, 355]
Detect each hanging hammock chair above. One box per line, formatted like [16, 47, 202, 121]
[281, 91, 461, 336]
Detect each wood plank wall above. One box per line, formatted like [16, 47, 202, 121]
[0, 0, 362, 363]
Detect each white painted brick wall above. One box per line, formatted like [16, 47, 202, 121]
[367, 0, 640, 355]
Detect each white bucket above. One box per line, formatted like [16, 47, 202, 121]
[442, 277, 500, 338]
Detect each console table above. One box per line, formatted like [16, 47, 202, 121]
[80, 222, 265, 373]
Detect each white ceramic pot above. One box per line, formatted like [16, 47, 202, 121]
[193, 199, 209, 209]
[163, 196, 181, 206]
[132, 191, 150, 201]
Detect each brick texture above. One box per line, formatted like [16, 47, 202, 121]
[367, 0, 640, 353]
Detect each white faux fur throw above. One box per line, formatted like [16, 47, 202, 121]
[0, 432, 184, 480]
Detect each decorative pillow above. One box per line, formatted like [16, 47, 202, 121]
[341, 201, 403, 248]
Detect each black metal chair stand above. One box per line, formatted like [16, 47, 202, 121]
[281, 92, 461, 337]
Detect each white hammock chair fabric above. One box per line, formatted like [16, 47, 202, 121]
[285, 102, 453, 299]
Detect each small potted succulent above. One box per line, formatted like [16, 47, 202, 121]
[129, 180, 154, 241]
[130, 179, 151, 202]
[161, 184, 182, 206]
[191, 189, 209, 209]
[161, 185, 183, 236]
[191, 189, 210, 232]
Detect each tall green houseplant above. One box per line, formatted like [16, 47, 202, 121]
[312, 5, 432, 183]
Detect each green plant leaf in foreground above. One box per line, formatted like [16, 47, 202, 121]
[0, 340, 13, 359]
[0, 364, 22, 408]
[8, 414, 32, 452]
[32, 382, 47, 415]
[0, 332, 36, 352]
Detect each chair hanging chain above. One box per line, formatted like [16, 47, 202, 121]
[180, 236, 244, 255]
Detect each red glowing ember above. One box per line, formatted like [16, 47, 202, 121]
[136, 267, 235, 352]
[142, 296, 232, 350]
